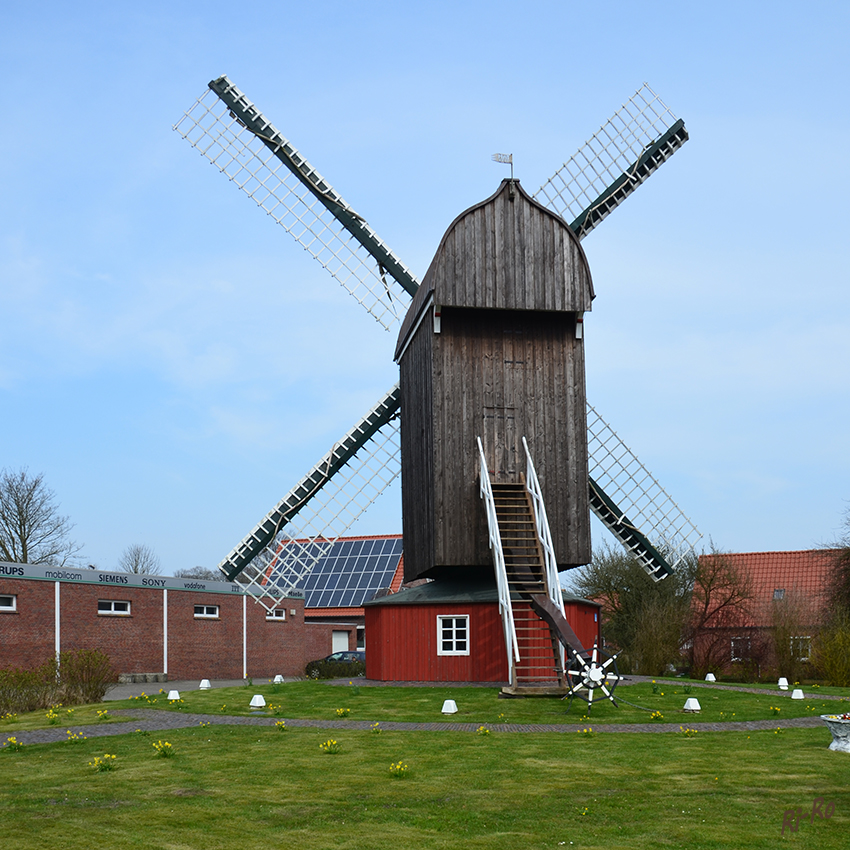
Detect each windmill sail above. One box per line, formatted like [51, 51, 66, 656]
[534, 84, 688, 240]
[586, 404, 701, 580]
[174, 76, 416, 330]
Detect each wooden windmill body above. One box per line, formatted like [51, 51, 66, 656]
[396, 179, 595, 583]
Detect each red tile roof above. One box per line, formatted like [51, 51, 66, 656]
[699, 549, 840, 627]
[390, 555, 405, 593]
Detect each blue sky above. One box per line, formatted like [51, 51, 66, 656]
[2, 1, 848, 574]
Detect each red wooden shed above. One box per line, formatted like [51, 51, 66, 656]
[364, 579, 600, 683]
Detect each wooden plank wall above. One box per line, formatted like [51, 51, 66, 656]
[398, 180, 594, 582]
[400, 307, 591, 579]
[429, 180, 593, 313]
[365, 598, 601, 681]
[364, 602, 508, 682]
[399, 320, 436, 582]
[563, 600, 602, 649]
[433, 308, 591, 570]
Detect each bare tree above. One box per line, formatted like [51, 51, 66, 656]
[770, 590, 815, 683]
[174, 566, 222, 582]
[686, 549, 755, 676]
[828, 507, 850, 616]
[0, 467, 82, 565]
[118, 544, 161, 575]
[571, 542, 695, 674]
[811, 507, 850, 686]
[812, 609, 850, 687]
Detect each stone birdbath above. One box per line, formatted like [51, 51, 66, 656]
[820, 713, 850, 753]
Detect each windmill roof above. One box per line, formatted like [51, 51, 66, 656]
[394, 179, 594, 361]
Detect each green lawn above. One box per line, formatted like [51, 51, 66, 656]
[2, 682, 848, 849]
[0, 704, 126, 732]
[1, 722, 847, 849]
[102, 680, 850, 726]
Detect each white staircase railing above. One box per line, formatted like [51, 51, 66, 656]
[523, 437, 567, 676]
[522, 437, 566, 619]
[477, 437, 520, 679]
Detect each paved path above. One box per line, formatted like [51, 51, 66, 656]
[626, 675, 850, 700]
[104, 679, 248, 701]
[3, 708, 837, 747]
[5, 677, 843, 746]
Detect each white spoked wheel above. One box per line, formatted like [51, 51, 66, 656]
[564, 643, 621, 709]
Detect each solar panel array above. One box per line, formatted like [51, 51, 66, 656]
[273, 537, 403, 609]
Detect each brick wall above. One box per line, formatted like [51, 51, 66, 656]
[165, 591, 244, 680]
[304, 622, 356, 667]
[0, 576, 308, 681]
[0, 579, 55, 669]
[60, 583, 164, 675]
[246, 599, 308, 680]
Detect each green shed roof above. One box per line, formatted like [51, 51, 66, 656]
[364, 577, 599, 608]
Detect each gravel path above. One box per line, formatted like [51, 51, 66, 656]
[3, 707, 835, 746]
[5, 676, 843, 746]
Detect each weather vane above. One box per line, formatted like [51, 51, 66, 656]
[491, 152, 514, 180]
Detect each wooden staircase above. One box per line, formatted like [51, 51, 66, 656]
[491, 482, 567, 693]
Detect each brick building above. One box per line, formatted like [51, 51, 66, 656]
[0, 562, 355, 680]
[692, 548, 839, 675]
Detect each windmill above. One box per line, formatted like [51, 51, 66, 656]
[174, 80, 702, 687]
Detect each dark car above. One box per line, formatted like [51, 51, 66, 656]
[305, 651, 365, 679]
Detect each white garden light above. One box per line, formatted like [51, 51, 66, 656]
[199, 679, 211, 690]
[250, 694, 267, 708]
[683, 698, 701, 712]
[705, 673, 716, 682]
[791, 689, 804, 700]
[273, 675, 284, 684]
[778, 677, 789, 690]
[441, 699, 458, 714]
[167, 690, 180, 700]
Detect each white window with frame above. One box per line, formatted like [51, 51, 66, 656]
[265, 608, 286, 621]
[730, 635, 751, 662]
[194, 604, 219, 619]
[437, 615, 470, 656]
[791, 635, 811, 662]
[98, 600, 131, 616]
[0, 594, 17, 612]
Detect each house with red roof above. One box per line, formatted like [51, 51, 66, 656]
[693, 549, 839, 677]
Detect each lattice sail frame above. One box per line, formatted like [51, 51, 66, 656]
[232, 417, 401, 612]
[535, 84, 686, 238]
[586, 403, 702, 573]
[174, 82, 414, 331]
